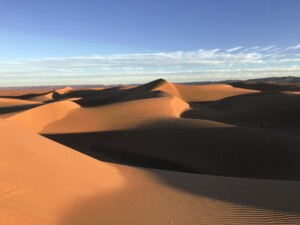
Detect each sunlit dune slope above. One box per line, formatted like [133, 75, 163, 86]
[0, 119, 124, 225]
[54, 93, 187, 133]
[7, 100, 80, 132]
[21, 94, 188, 133]
[174, 83, 259, 102]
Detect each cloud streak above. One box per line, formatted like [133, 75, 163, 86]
[226, 46, 243, 53]
[286, 44, 300, 50]
[0, 45, 299, 86]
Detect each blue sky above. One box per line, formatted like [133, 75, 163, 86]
[0, 0, 299, 86]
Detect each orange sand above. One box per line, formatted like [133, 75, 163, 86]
[1, 79, 300, 225]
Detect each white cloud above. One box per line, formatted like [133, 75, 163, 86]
[286, 44, 300, 50]
[226, 46, 243, 53]
[258, 45, 276, 51]
[0, 45, 300, 86]
[275, 58, 300, 63]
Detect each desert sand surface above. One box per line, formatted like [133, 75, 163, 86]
[1, 79, 300, 224]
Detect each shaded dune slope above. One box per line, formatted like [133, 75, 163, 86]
[231, 81, 300, 92]
[46, 119, 300, 180]
[0, 98, 43, 116]
[183, 91, 300, 132]
[0, 90, 53, 101]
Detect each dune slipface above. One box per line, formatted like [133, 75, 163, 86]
[1, 79, 300, 225]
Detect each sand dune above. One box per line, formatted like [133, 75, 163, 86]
[1, 119, 300, 225]
[29, 92, 54, 102]
[0, 119, 124, 225]
[4, 79, 259, 134]
[1, 79, 300, 224]
[0, 98, 42, 119]
[46, 118, 300, 180]
[62, 164, 300, 225]
[153, 79, 183, 98]
[7, 100, 80, 132]
[28, 87, 74, 102]
[231, 81, 300, 92]
[42, 95, 188, 133]
[5, 79, 192, 133]
[183, 91, 300, 133]
[0, 98, 40, 107]
[174, 83, 259, 102]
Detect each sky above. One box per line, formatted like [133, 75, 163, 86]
[0, 0, 300, 86]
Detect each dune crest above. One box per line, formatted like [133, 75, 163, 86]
[7, 100, 80, 132]
[41, 95, 189, 133]
[0, 98, 40, 107]
[29, 92, 54, 102]
[54, 86, 74, 95]
[175, 83, 259, 102]
[154, 79, 182, 99]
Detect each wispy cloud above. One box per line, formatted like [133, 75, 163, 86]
[286, 44, 300, 50]
[258, 45, 276, 51]
[226, 46, 243, 53]
[0, 45, 299, 86]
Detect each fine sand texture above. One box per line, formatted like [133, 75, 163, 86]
[1, 79, 300, 225]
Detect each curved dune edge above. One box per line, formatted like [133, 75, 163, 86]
[0, 119, 124, 225]
[174, 83, 260, 102]
[19, 87, 75, 103]
[0, 111, 23, 119]
[154, 80, 183, 99]
[4, 93, 189, 134]
[29, 92, 54, 102]
[41, 95, 189, 134]
[54, 86, 74, 95]
[0, 98, 41, 107]
[28, 87, 73, 102]
[7, 100, 80, 133]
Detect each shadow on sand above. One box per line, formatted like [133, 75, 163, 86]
[45, 126, 300, 181]
[58, 163, 300, 225]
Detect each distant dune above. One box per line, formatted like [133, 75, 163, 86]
[1, 78, 300, 224]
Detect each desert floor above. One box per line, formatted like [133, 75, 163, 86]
[1, 79, 300, 225]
